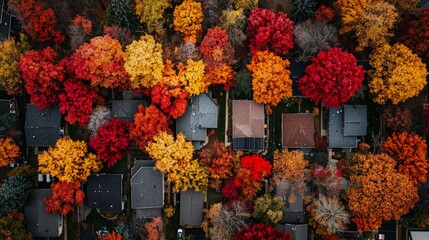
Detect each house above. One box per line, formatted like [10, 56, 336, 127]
[232, 100, 265, 152]
[176, 93, 218, 150]
[180, 189, 204, 226]
[25, 104, 61, 147]
[131, 160, 164, 218]
[282, 113, 315, 149]
[111, 91, 144, 122]
[0, 0, 11, 41]
[24, 189, 63, 238]
[328, 105, 367, 148]
[86, 174, 123, 213]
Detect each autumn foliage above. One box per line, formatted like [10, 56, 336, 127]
[173, 0, 204, 42]
[0, 138, 20, 168]
[38, 137, 102, 183]
[247, 51, 292, 107]
[384, 106, 413, 132]
[246, 8, 294, 55]
[44, 181, 85, 216]
[0, 211, 31, 240]
[369, 43, 427, 105]
[19, 47, 66, 109]
[336, 0, 367, 34]
[97, 231, 122, 240]
[135, 0, 170, 36]
[90, 118, 131, 167]
[314, 5, 335, 23]
[68, 35, 129, 89]
[346, 153, 418, 231]
[59, 79, 103, 128]
[400, 8, 429, 62]
[130, 105, 170, 151]
[298, 48, 365, 108]
[233, 223, 291, 240]
[150, 83, 189, 119]
[383, 132, 428, 185]
[144, 217, 165, 240]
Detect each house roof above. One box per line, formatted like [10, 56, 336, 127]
[86, 174, 123, 213]
[123, 91, 143, 100]
[0, 10, 11, 41]
[131, 161, 164, 217]
[176, 93, 218, 150]
[282, 113, 315, 148]
[25, 104, 61, 147]
[111, 99, 143, 122]
[343, 105, 367, 136]
[180, 189, 204, 226]
[232, 100, 264, 138]
[328, 107, 357, 148]
[24, 189, 63, 238]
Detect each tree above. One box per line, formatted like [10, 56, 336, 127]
[386, 0, 419, 14]
[178, 59, 207, 96]
[38, 137, 102, 183]
[104, 26, 134, 48]
[336, 0, 367, 34]
[87, 106, 112, 137]
[315, 5, 335, 23]
[7, 164, 36, 179]
[229, 0, 258, 10]
[200, 27, 234, 70]
[19, 47, 66, 109]
[59, 79, 104, 128]
[369, 43, 427, 105]
[0, 34, 30, 95]
[130, 105, 171, 151]
[8, 0, 64, 43]
[246, 8, 294, 55]
[233, 69, 252, 98]
[0, 211, 31, 240]
[146, 131, 208, 192]
[135, 0, 170, 36]
[383, 132, 428, 185]
[384, 106, 413, 132]
[89, 118, 131, 167]
[219, 8, 247, 48]
[233, 223, 291, 240]
[0, 138, 20, 168]
[97, 231, 122, 240]
[144, 217, 165, 240]
[150, 82, 189, 119]
[400, 8, 429, 62]
[105, 0, 139, 30]
[68, 15, 93, 51]
[68, 35, 129, 89]
[298, 48, 365, 108]
[355, 1, 398, 51]
[253, 195, 284, 224]
[202, 201, 251, 240]
[247, 50, 292, 107]
[199, 141, 236, 189]
[173, 0, 204, 43]
[290, 0, 318, 22]
[0, 176, 32, 216]
[44, 181, 85, 216]
[293, 20, 338, 61]
[272, 149, 309, 204]
[124, 35, 164, 89]
[345, 153, 418, 231]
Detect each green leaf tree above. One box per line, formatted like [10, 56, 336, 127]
[0, 176, 32, 216]
[105, 0, 139, 30]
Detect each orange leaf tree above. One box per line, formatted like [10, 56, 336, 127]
[44, 181, 85, 216]
[0, 138, 20, 168]
[369, 43, 427, 104]
[383, 132, 428, 185]
[130, 104, 171, 151]
[38, 137, 102, 183]
[67, 35, 129, 89]
[144, 216, 165, 240]
[97, 231, 122, 240]
[173, 0, 204, 43]
[199, 141, 236, 189]
[0, 211, 31, 240]
[336, 0, 367, 34]
[345, 153, 418, 231]
[247, 50, 292, 107]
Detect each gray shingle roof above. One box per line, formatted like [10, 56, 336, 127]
[180, 189, 204, 226]
[24, 189, 63, 238]
[111, 100, 143, 122]
[328, 107, 357, 148]
[0, 10, 11, 41]
[25, 104, 61, 147]
[176, 93, 218, 150]
[343, 105, 367, 136]
[86, 174, 123, 213]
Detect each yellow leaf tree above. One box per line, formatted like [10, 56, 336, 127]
[0, 138, 20, 168]
[337, 0, 367, 34]
[369, 43, 428, 104]
[135, 0, 171, 37]
[247, 50, 292, 107]
[146, 131, 208, 192]
[38, 137, 102, 183]
[124, 35, 164, 89]
[0, 34, 30, 95]
[178, 59, 207, 96]
[173, 0, 204, 43]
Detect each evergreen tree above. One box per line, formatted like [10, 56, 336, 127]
[105, 0, 139, 30]
[0, 176, 32, 216]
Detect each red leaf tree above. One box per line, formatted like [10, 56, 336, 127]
[8, 0, 64, 43]
[130, 105, 171, 151]
[400, 9, 429, 62]
[150, 83, 189, 119]
[233, 223, 291, 240]
[246, 8, 294, 55]
[59, 79, 103, 128]
[44, 181, 84, 216]
[68, 35, 129, 89]
[298, 48, 365, 108]
[19, 47, 66, 109]
[89, 118, 131, 167]
[199, 141, 236, 189]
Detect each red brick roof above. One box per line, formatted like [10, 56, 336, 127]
[232, 100, 265, 138]
[282, 113, 315, 148]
